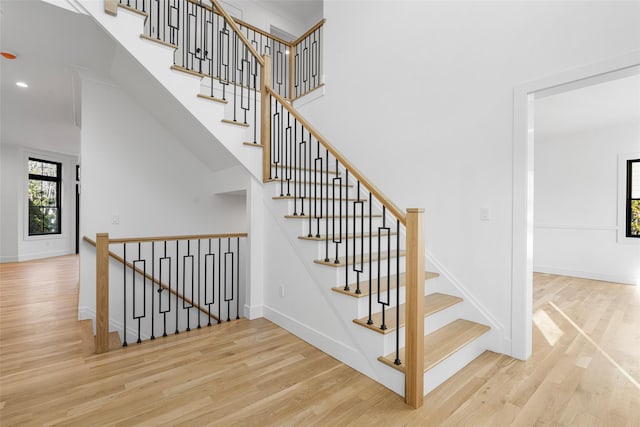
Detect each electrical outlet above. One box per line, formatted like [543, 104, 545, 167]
[280, 284, 285, 297]
[112, 214, 120, 225]
[480, 208, 490, 221]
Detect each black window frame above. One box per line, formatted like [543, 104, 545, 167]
[626, 158, 640, 238]
[28, 157, 62, 236]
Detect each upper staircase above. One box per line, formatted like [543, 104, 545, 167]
[81, 0, 494, 408]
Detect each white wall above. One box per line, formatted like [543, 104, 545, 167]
[78, 76, 248, 320]
[534, 123, 640, 285]
[0, 143, 77, 262]
[296, 1, 640, 353]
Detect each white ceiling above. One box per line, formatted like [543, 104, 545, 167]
[535, 73, 640, 139]
[0, 0, 116, 155]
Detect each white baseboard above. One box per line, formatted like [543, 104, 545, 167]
[19, 250, 74, 262]
[77, 306, 148, 341]
[533, 265, 637, 286]
[0, 256, 19, 263]
[244, 304, 264, 320]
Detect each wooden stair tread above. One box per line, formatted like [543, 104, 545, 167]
[79, 319, 95, 354]
[140, 34, 177, 49]
[299, 231, 390, 241]
[170, 64, 210, 79]
[285, 214, 382, 221]
[353, 293, 462, 334]
[275, 196, 366, 202]
[272, 164, 339, 175]
[221, 118, 250, 127]
[243, 142, 263, 148]
[197, 93, 227, 104]
[118, 3, 148, 17]
[108, 331, 122, 351]
[268, 179, 352, 187]
[332, 271, 440, 298]
[378, 319, 490, 373]
[314, 250, 405, 268]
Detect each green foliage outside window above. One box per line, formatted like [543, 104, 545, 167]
[631, 199, 640, 237]
[28, 159, 61, 235]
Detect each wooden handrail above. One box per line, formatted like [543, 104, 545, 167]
[266, 87, 407, 224]
[292, 18, 326, 47]
[83, 236, 220, 321]
[105, 232, 248, 244]
[210, 0, 265, 67]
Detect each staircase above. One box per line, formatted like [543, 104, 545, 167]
[79, 0, 496, 408]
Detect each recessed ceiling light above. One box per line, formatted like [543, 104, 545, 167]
[16, 81, 28, 88]
[1, 52, 17, 60]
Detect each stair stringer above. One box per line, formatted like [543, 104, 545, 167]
[260, 187, 407, 396]
[78, 1, 262, 180]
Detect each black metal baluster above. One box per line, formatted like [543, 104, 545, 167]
[225, 238, 232, 321]
[292, 119, 298, 216]
[324, 148, 330, 262]
[232, 33, 238, 122]
[299, 131, 306, 217]
[315, 140, 322, 238]
[307, 130, 312, 236]
[285, 112, 291, 196]
[197, 239, 201, 329]
[151, 241, 155, 340]
[378, 206, 390, 330]
[333, 158, 341, 263]
[123, 243, 128, 347]
[236, 237, 240, 320]
[183, 240, 194, 332]
[344, 170, 349, 290]
[205, 238, 215, 326]
[175, 239, 179, 334]
[395, 219, 401, 365]
[159, 240, 170, 337]
[133, 242, 146, 344]
[218, 238, 222, 323]
[354, 182, 363, 295]
[367, 191, 373, 325]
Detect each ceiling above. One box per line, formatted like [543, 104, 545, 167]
[535, 73, 640, 139]
[0, 0, 116, 155]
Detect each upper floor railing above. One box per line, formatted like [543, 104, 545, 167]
[89, 232, 247, 353]
[114, 0, 324, 101]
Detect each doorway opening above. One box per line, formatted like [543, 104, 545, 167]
[511, 53, 640, 360]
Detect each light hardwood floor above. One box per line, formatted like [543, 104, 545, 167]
[1, 255, 638, 425]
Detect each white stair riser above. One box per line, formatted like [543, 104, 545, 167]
[318, 259, 407, 284]
[423, 332, 491, 396]
[380, 303, 463, 355]
[306, 235, 399, 259]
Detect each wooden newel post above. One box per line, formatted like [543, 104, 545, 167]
[405, 208, 425, 408]
[261, 54, 272, 183]
[95, 233, 110, 354]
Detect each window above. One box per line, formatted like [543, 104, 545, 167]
[627, 159, 640, 238]
[28, 158, 62, 235]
